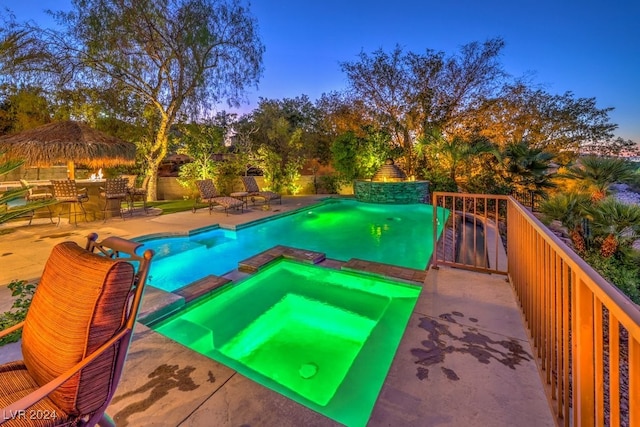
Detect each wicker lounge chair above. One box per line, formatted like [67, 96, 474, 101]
[240, 176, 281, 206]
[193, 179, 244, 215]
[0, 232, 154, 427]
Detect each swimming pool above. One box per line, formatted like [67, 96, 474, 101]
[141, 198, 446, 292]
[153, 258, 421, 427]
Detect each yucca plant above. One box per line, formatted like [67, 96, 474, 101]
[583, 197, 640, 258]
[539, 192, 591, 253]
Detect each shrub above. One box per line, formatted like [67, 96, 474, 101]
[583, 250, 640, 304]
[318, 174, 341, 194]
[0, 280, 36, 346]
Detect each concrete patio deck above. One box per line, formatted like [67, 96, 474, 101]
[0, 196, 555, 426]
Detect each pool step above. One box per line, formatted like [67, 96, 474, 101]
[238, 245, 326, 273]
[175, 274, 232, 303]
[342, 258, 427, 284]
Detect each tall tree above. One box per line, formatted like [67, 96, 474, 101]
[340, 39, 506, 174]
[472, 82, 618, 160]
[40, 0, 264, 200]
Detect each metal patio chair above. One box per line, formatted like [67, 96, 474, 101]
[0, 232, 154, 427]
[240, 176, 281, 207]
[193, 178, 244, 216]
[100, 178, 129, 222]
[51, 179, 89, 226]
[19, 179, 54, 225]
[126, 175, 150, 214]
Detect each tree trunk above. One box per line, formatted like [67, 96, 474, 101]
[145, 167, 159, 202]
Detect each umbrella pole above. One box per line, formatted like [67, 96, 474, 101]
[67, 160, 76, 180]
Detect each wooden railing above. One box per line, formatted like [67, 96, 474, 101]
[432, 192, 640, 426]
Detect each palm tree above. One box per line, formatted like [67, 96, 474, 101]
[539, 192, 591, 253]
[419, 134, 499, 189]
[565, 155, 635, 201]
[501, 141, 556, 196]
[584, 197, 640, 258]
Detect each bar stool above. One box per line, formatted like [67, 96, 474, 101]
[51, 179, 89, 226]
[100, 178, 129, 222]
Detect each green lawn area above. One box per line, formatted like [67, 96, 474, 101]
[146, 199, 207, 215]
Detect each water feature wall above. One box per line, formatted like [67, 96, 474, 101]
[354, 180, 430, 204]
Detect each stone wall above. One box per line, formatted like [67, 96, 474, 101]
[354, 180, 430, 204]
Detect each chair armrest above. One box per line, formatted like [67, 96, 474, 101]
[0, 326, 131, 424]
[0, 321, 25, 339]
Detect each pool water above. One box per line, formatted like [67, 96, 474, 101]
[142, 199, 446, 292]
[153, 259, 421, 427]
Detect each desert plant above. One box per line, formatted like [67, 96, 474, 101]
[565, 155, 635, 201]
[583, 197, 640, 258]
[539, 192, 591, 253]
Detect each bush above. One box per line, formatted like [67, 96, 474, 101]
[0, 280, 36, 346]
[421, 169, 457, 193]
[317, 174, 341, 194]
[583, 250, 640, 304]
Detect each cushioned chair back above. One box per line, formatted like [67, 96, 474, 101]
[21, 242, 135, 416]
[241, 176, 260, 193]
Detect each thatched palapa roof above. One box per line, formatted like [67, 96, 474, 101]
[0, 120, 136, 168]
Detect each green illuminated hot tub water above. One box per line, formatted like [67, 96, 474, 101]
[153, 259, 421, 427]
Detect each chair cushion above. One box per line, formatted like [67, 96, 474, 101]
[0, 361, 68, 426]
[21, 242, 135, 416]
[258, 191, 280, 201]
[214, 196, 244, 209]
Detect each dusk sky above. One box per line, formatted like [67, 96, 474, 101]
[3, 0, 639, 142]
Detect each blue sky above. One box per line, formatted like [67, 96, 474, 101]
[3, 0, 639, 142]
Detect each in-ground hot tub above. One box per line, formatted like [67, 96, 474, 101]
[153, 259, 421, 427]
[354, 158, 430, 204]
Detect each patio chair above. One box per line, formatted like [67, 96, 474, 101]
[19, 179, 54, 225]
[127, 175, 150, 214]
[0, 232, 154, 427]
[100, 178, 129, 222]
[241, 176, 281, 207]
[193, 179, 244, 216]
[51, 179, 89, 226]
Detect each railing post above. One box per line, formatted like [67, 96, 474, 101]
[574, 277, 595, 425]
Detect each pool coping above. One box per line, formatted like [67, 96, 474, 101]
[139, 244, 429, 328]
[134, 196, 340, 243]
